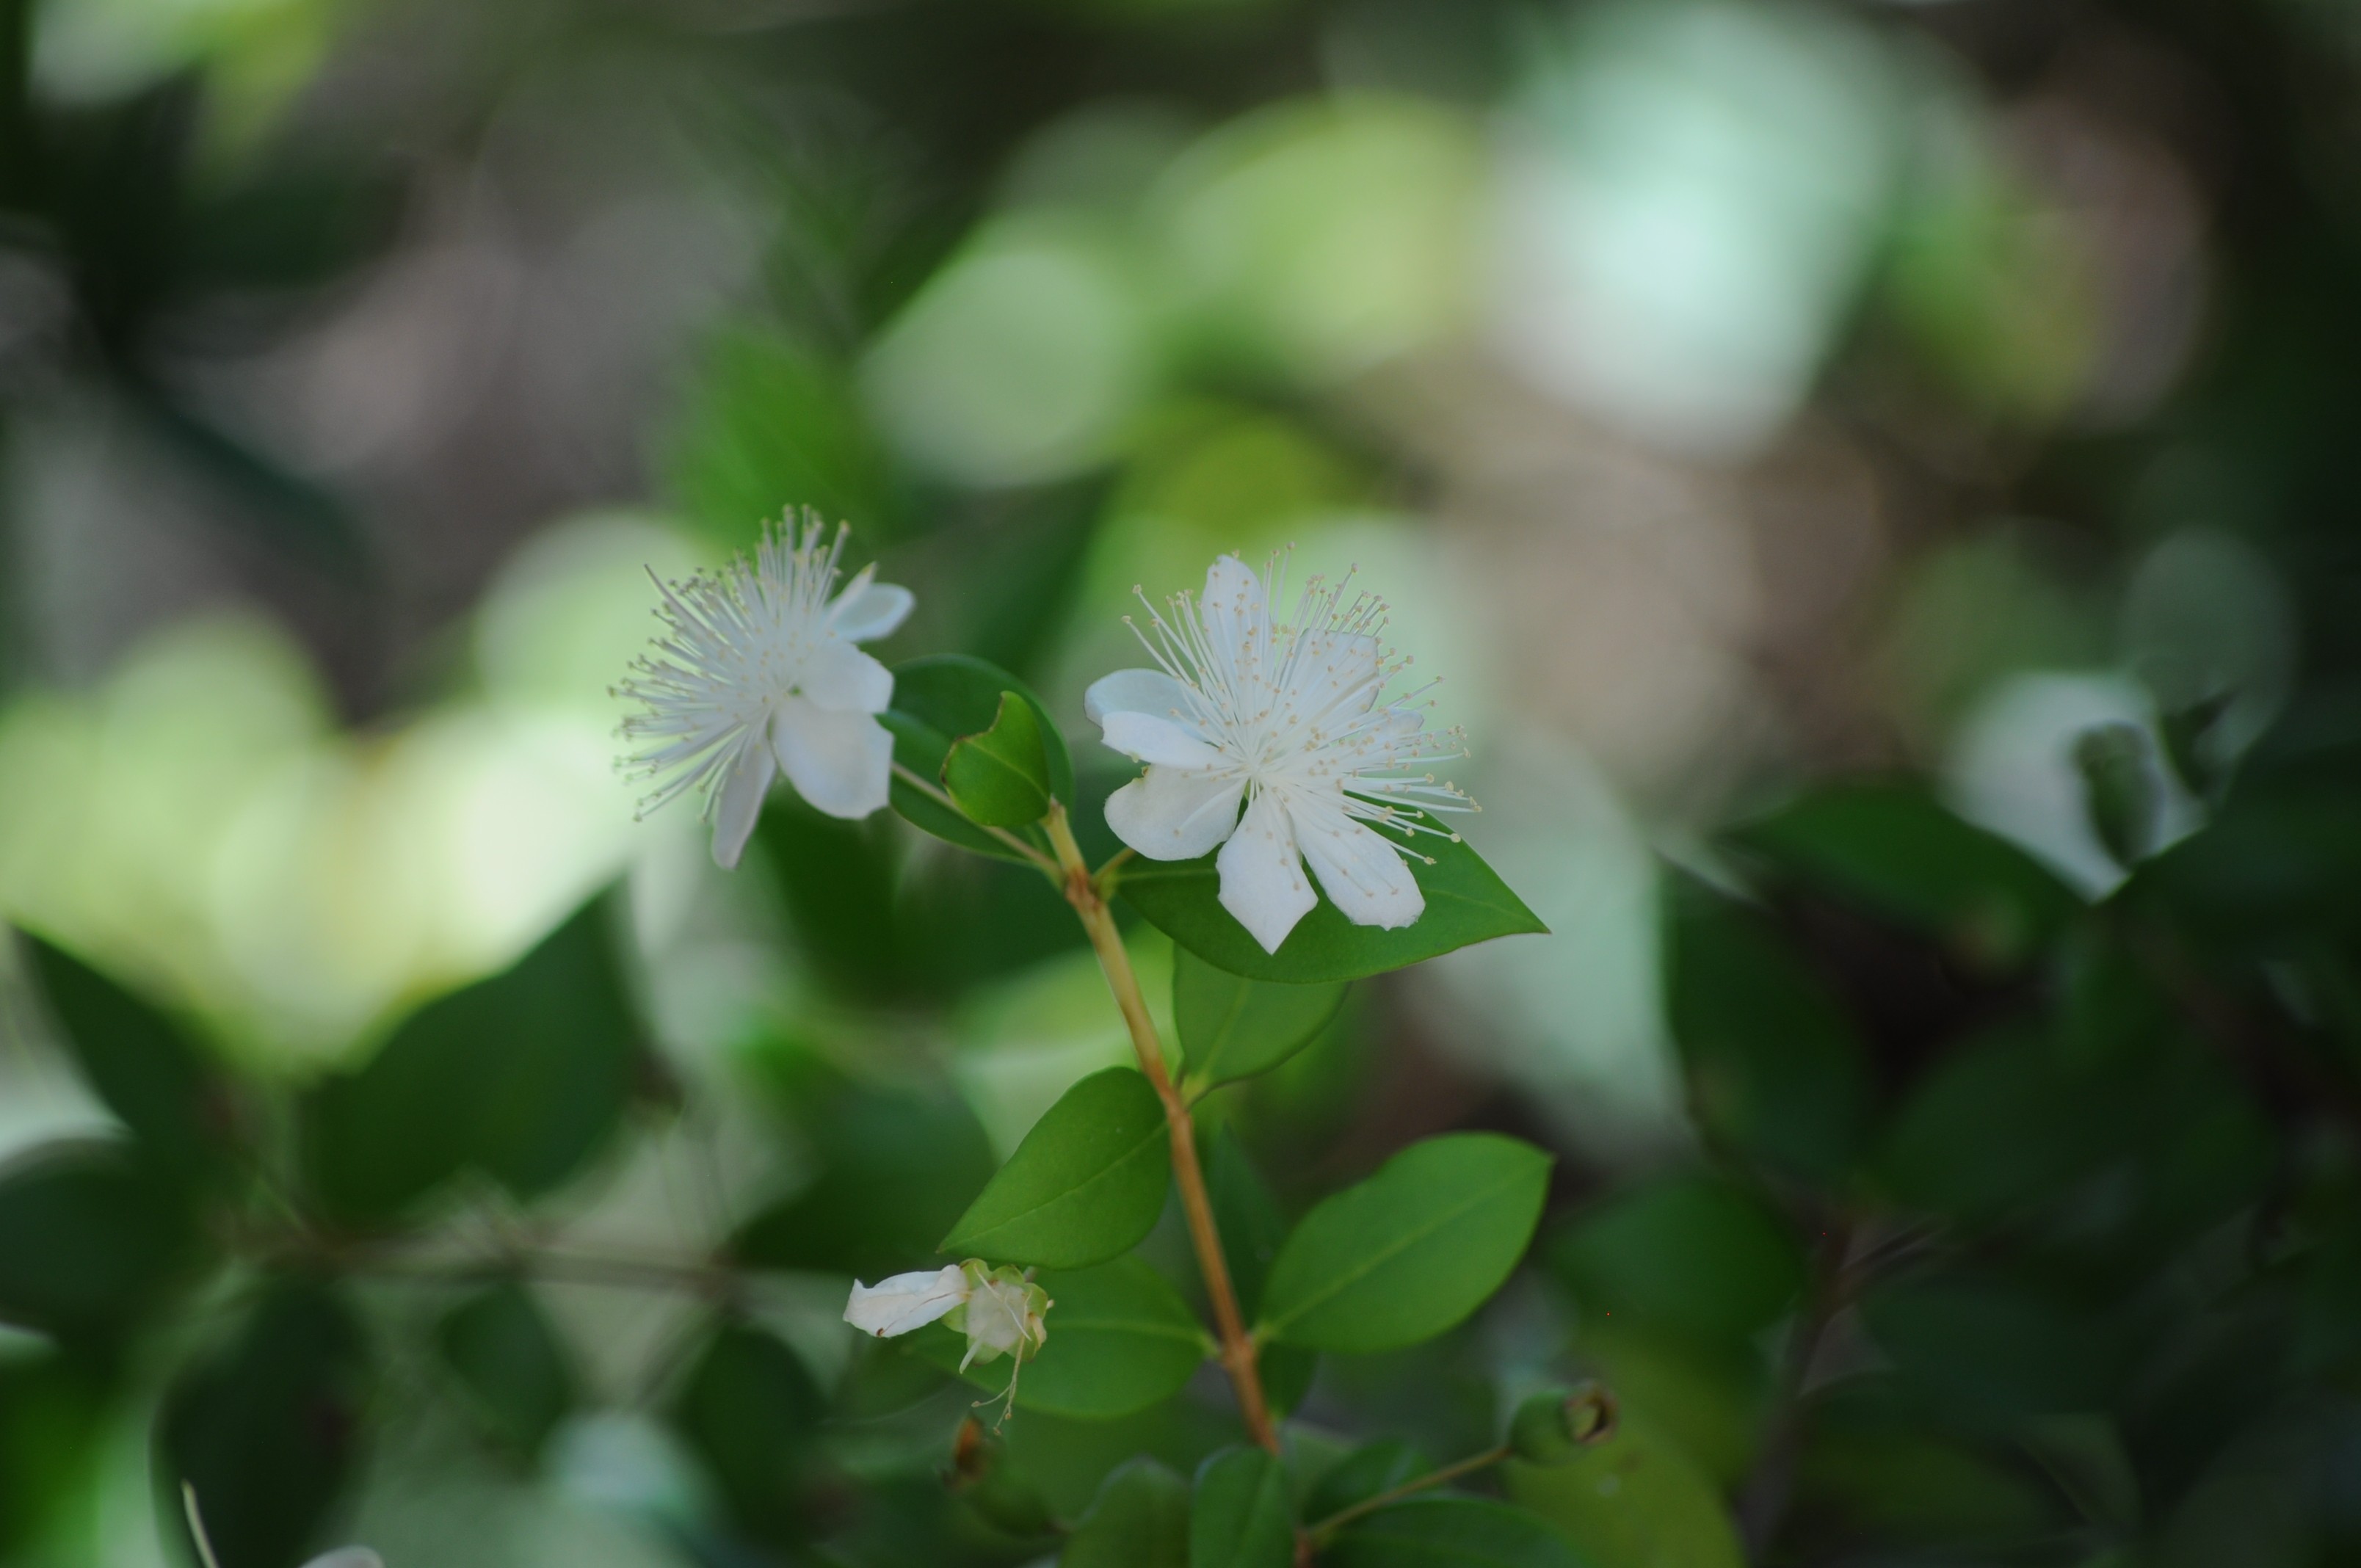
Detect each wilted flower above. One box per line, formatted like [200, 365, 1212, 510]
[1087, 553, 1475, 953]
[617, 509, 913, 869]
[845, 1260, 1051, 1425]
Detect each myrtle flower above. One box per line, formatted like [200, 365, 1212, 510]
[1085, 553, 1476, 954]
[845, 1260, 1051, 1424]
[617, 509, 913, 869]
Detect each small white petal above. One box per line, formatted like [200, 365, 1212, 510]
[773, 699, 893, 819]
[1294, 798, 1424, 930]
[300, 1552, 383, 1568]
[829, 567, 916, 642]
[845, 1266, 969, 1337]
[1106, 767, 1246, 861]
[1084, 667, 1195, 727]
[710, 734, 775, 871]
[800, 639, 895, 714]
[1216, 790, 1319, 954]
[1101, 711, 1225, 769]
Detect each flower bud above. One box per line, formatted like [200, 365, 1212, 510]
[1508, 1382, 1619, 1464]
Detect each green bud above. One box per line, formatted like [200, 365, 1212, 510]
[1508, 1382, 1619, 1465]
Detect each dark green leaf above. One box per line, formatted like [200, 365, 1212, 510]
[1730, 783, 2081, 966]
[1306, 1440, 1429, 1523]
[21, 932, 230, 1178]
[0, 1144, 198, 1343]
[1548, 1174, 1805, 1343]
[1505, 1423, 1743, 1568]
[1876, 1026, 2097, 1224]
[942, 1067, 1171, 1268]
[1062, 1457, 1189, 1568]
[944, 689, 1053, 827]
[1191, 1446, 1293, 1568]
[1261, 1343, 1317, 1418]
[163, 1284, 370, 1568]
[913, 1258, 1211, 1419]
[2132, 785, 2361, 950]
[1204, 1125, 1287, 1317]
[438, 1283, 576, 1462]
[1175, 947, 1348, 1089]
[755, 796, 910, 1001]
[1327, 1497, 1589, 1568]
[1860, 1269, 2128, 1419]
[1258, 1133, 1551, 1354]
[2073, 723, 2163, 868]
[0, 1353, 109, 1556]
[887, 656, 1075, 860]
[1120, 830, 1546, 984]
[1665, 885, 1870, 1183]
[673, 1323, 827, 1545]
[302, 890, 646, 1222]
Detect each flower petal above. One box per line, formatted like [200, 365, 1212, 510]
[827, 565, 916, 642]
[1216, 789, 1319, 954]
[1106, 766, 1245, 861]
[1293, 798, 1425, 930]
[1199, 554, 1269, 688]
[773, 699, 893, 819]
[710, 733, 776, 871]
[1101, 710, 1225, 769]
[801, 638, 895, 714]
[1084, 667, 1197, 727]
[845, 1265, 969, 1337]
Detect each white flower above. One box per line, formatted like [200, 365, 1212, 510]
[1086, 553, 1475, 954]
[844, 1260, 1051, 1426]
[616, 509, 913, 869]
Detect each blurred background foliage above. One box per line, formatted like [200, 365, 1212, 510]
[1, 0, 2359, 1562]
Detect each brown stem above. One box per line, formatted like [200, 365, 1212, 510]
[1045, 805, 1279, 1452]
[1303, 1443, 1513, 1540]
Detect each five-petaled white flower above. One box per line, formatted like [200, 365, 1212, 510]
[845, 1260, 1051, 1426]
[1086, 553, 1475, 954]
[617, 509, 913, 869]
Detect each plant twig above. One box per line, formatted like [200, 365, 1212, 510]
[1302, 1443, 1512, 1539]
[891, 761, 1059, 874]
[1045, 804, 1278, 1452]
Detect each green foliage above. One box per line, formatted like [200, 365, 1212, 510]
[21, 932, 230, 1180]
[885, 655, 1076, 859]
[941, 1066, 1172, 1268]
[1548, 1175, 1805, 1343]
[1121, 832, 1547, 982]
[162, 1284, 371, 1568]
[1189, 1446, 1293, 1568]
[672, 1323, 827, 1545]
[914, 1258, 1211, 1419]
[1327, 1496, 1592, 1567]
[0, 1144, 200, 1344]
[1306, 1440, 1430, 1521]
[1258, 1133, 1551, 1354]
[437, 1283, 576, 1463]
[1175, 946, 1348, 1089]
[302, 891, 647, 1223]
[944, 689, 1056, 826]
[1506, 1426, 1744, 1568]
[1063, 1457, 1192, 1568]
[664, 325, 896, 547]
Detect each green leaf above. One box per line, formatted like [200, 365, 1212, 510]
[0, 1144, 200, 1343]
[1860, 1269, 2128, 1419]
[1506, 1422, 1744, 1568]
[1204, 1125, 1287, 1316]
[438, 1282, 576, 1462]
[1548, 1175, 1806, 1344]
[1120, 831, 1545, 983]
[1258, 1133, 1551, 1354]
[1665, 884, 1870, 1184]
[887, 655, 1076, 860]
[1175, 946, 1348, 1089]
[914, 1257, 1211, 1420]
[1327, 1497, 1589, 1568]
[1730, 783, 2081, 967]
[941, 1067, 1172, 1268]
[1063, 1457, 1190, 1568]
[945, 689, 1054, 827]
[755, 797, 910, 1001]
[1191, 1446, 1293, 1568]
[672, 1324, 827, 1546]
[163, 1284, 371, 1568]
[302, 890, 646, 1222]
[20, 932, 231, 1179]
[1306, 1440, 1429, 1522]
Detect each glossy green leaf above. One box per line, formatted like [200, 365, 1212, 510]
[1506, 1422, 1744, 1568]
[1549, 1174, 1806, 1343]
[1120, 831, 1545, 983]
[1306, 1440, 1430, 1523]
[1191, 1446, 1294, 1568]
[1175, 946, 1348, 1089]
[914, 1257, 1211, 1419]
[438, 1282, 576, 1462]
[1063, 1457, 1190, 1568]
[1205, 1125, 1287, 1316]
[888, 655, 1076, 860]
[0, 1144, 199, 1343]
[945, 689, 1054, 827]
[20, 933, 231, 1179]
[1327, 1497, 1589, 1568]
[941, 1067, 1171, 1268]
[672, 1324, 827, 1546]
[302, 890, 646, 1222]
[1258, 1133, 1551, 1354]
[163, 1284, 371, 1568]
